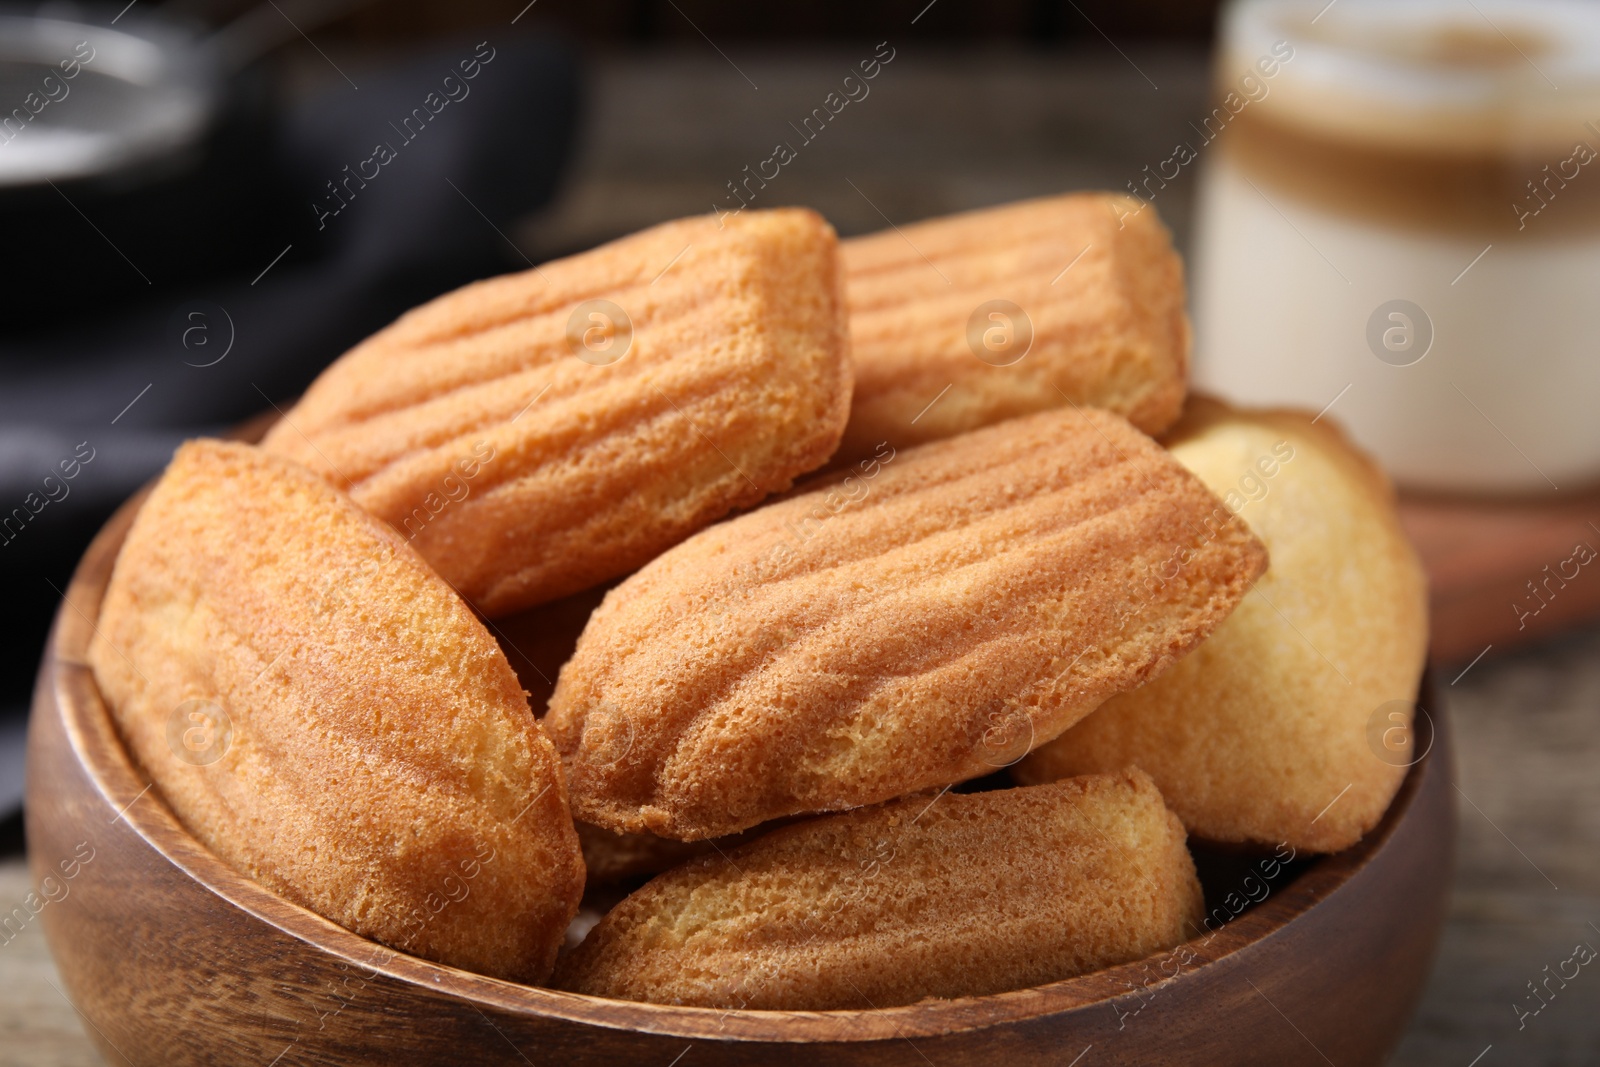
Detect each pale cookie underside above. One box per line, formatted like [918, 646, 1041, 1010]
[1016, 398, 1429, 852]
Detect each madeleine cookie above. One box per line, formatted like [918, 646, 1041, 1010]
[262, 208, 851, 616]
[838, 192, 1187, 462]
[1016, 399, 1429, 852]
[545, 407, 1267, 840]
[555, 771, 1203, 1009]
[88, 441, 584, 982]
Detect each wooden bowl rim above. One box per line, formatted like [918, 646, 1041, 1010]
[43, 475, 1441, 1045]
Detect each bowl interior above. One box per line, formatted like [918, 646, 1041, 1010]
[39, 481, 1443, 1045]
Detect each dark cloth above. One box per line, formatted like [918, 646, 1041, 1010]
[0, 33, 580, 823]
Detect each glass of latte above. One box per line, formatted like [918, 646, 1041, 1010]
[1189, 0, 1600, 493]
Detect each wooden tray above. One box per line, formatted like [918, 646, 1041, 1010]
[1401, 486, 1600, 666]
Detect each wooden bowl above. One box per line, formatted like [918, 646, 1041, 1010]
[27, 489, 1456, 1067]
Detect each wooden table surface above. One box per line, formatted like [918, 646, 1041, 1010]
[6, 43, 1598, 1066]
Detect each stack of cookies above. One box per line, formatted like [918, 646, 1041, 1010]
[88, 194, 1428, 1005]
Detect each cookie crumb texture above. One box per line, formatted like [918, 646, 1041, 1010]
[546, 407, 1267, 840]
[88, 440, 584, 983]
[555, 771, 1203, 1009]
[263, 208, 851, 617]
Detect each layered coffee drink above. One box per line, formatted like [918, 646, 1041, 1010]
[1190, 0, 1600, 492]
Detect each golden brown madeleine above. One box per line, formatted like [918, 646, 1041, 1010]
[88, 441, 584, 982]
[1016, 399, 1429, 852]
[545, 407, 1267, 840]
[262, 208, 851, 617]
[838, 192, 1187, 462]
[555, 771, 1203, 1009]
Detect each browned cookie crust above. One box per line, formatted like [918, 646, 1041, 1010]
[838, 192, 1188, 461]
[263, 208, 851, 616]
[555, 771, 1203, 1009]
[545, 407, 1267, 840]
[88, 441, 584, 983]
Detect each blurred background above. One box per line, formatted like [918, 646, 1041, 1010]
[0, 0, 1227, 840]
[2, 2, 1598, 1064]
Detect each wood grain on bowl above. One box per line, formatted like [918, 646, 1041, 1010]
[26, 478, 1455, 1066]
